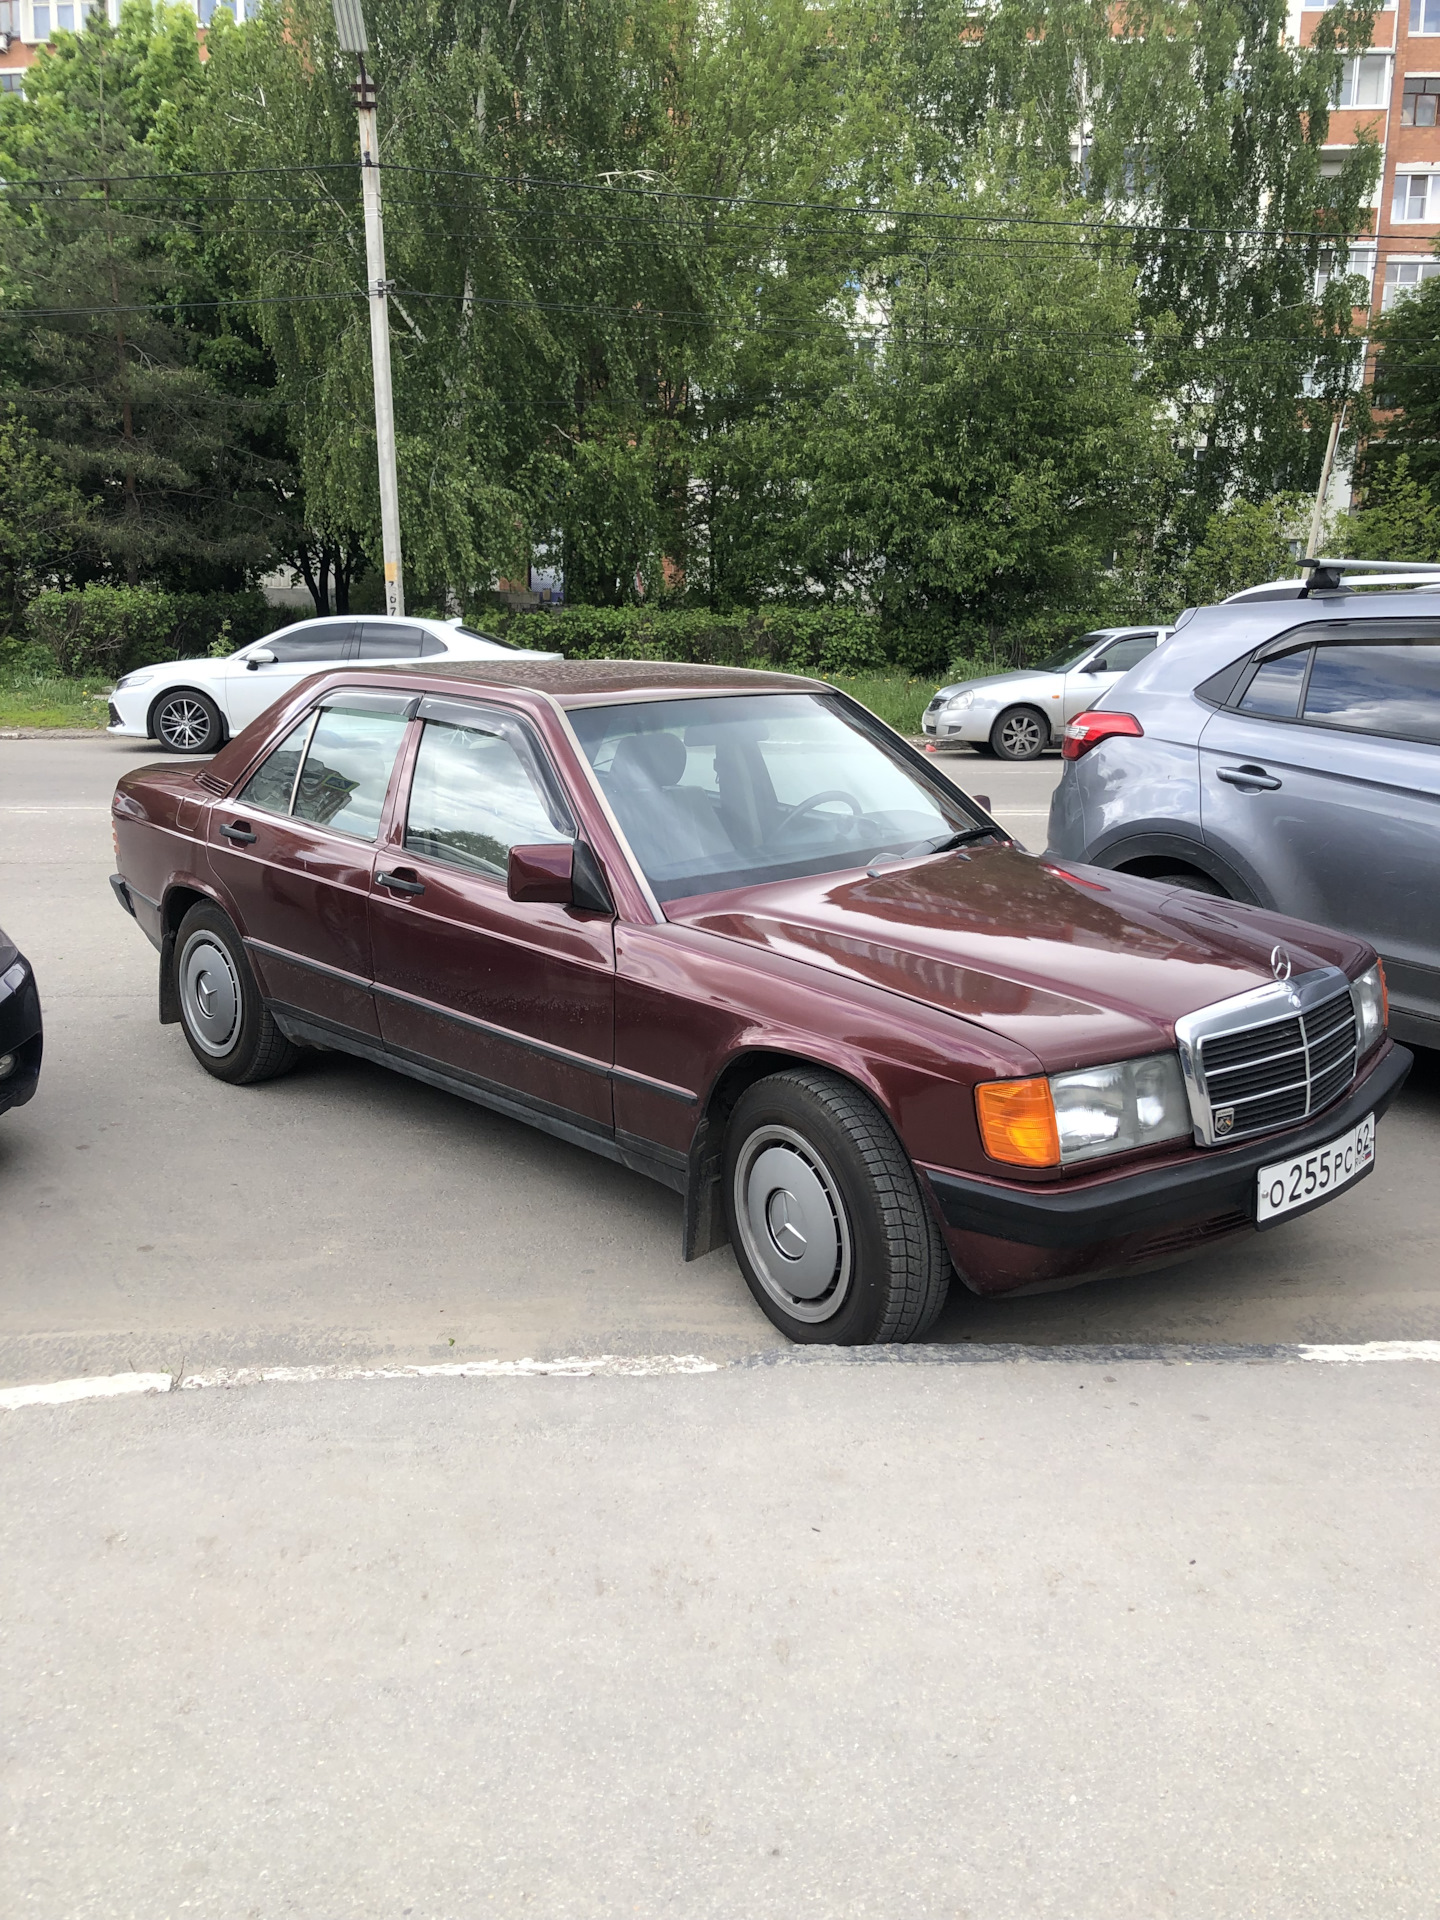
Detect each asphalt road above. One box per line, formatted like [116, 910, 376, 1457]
[6, 1353, 1440, 1919]
[6, 736, 1440, 1918]
[2, 736, 1437, 1386]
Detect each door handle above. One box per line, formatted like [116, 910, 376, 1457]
[220, 820, 258, 844]
[375, 869, 425, 896]
[1216, 765, 1282, 792]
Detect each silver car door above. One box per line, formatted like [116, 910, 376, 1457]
[1198, 634, 1440, 1027]
[1063, 632, 1159, 722]
[221, 620, 362, 732]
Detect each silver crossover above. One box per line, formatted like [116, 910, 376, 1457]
[1045, 568, 1440, 1049]
[922, 627, 1168, 761]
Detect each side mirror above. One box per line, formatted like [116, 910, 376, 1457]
[972, 794, 992, 814]
[246, 648, 276, 671]
[507, 842, 574, 904]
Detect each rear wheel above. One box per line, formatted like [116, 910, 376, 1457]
[990, 706, 1049, 762]
[723, 1068, 952, 1345]
[152, 689, 224, 755]
[174, 902, 300, 1085]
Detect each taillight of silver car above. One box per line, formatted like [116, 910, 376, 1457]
[1062, 710, 1143, 760]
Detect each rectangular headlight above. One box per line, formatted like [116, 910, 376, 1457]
[1049, 1053, 1191, 1165]
[1351, 961, 1387, 1057]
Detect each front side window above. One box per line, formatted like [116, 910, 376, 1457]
[569, 692, 978, 903]
[235, 707, 407, 840]
[1303, 643, 1440, 745]
[1039, 634, 1109, 672]
[261, 622, 358, 663]
[1091, 635, 1156, 674]
[404, 720, 572, 878]
[1238, 651, 1310, 719]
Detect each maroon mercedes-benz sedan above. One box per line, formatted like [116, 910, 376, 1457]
[109, 659, 1410, 1344]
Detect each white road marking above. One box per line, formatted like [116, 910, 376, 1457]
[0, 1371, 173, 1411]
[6, 1341, 1440, 1413]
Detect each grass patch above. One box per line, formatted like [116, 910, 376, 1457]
[0, 665, 111, 730]
[824, 671, 936, 736]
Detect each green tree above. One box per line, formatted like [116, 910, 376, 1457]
[1331, 456, 1440, 563]
[1365, 265, 1440, 497]
[0, 406, 86, 637]
[1179, 493, 1308, 607]
[0, 3, 284, 589]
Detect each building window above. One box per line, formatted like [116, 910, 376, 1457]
[0, 72, 23, 92]
[30, 2, 49, 37]
[1413, 0, 1440, 32]
[1382, 259, 1440, 308]
[1392, 173, 1439, 221]
[1334, 55, 1390, 109]
[1403, 77, 1440, 125]
[1316, 246, 1377, 300]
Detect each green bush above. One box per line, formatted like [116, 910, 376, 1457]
[479, 605, 891, 676]
[24, 586, 290, 677]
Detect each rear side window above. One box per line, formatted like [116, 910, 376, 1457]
[1303, 643, 1440, 745]
[265, 622, 358, 662]
[356, 623, 428, 659]
[292, 709, 410, 840]
[236, 715, 314, 814]
[1237, 651, 1309, 718]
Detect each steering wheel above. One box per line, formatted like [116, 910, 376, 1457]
[773, 789, 864, 837]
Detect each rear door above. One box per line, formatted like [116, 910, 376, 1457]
[368, 695, 616, 1133]
[220, 620, 362, 733]
[1199, 627, 1440, 1021]
[207, 689, 413, 1037]
[1062, 631, 1160, 722]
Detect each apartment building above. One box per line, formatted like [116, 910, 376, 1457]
[0, 0, 246, 92]
[1298, 1, 1440, 316]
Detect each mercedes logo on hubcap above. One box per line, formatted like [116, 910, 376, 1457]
[196, 971, 217, 1016]
[766, 1188, 808, 1260]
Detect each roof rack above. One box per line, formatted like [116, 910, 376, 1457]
[1300, 555, 1440, 593]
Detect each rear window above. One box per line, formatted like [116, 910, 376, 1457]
[453, 624, 519, 651]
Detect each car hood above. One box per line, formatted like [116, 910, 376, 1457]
[669, 846, 1364, 1071]
[931, 669, 1055, 701]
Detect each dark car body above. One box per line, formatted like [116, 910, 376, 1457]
[1046, 589, 1440, 1050]
[0, 925, 43, 1116]
[110, 660, 1409, 1311]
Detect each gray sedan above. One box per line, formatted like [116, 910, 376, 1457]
[1045, 582, 1440, 1050]
[922, 627, 1167, 760]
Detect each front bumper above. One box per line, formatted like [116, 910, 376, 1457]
[924, 1039, 1411, 1295]
[0, 952, 44, 1116]
[922, 706, 996, 743]
[106, 685, 154, 739]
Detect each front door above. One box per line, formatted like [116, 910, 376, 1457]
[1062, 631, 1159, 722]
[207, 693, 413, 1036]
[1199, 634, 1440, 1023]
[369, 697, 616, 1132]
[219, 620, 362, 734]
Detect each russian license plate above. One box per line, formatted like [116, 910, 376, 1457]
[1256, 1113, 1376, 1225]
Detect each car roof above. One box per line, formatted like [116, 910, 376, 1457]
[340, 657, 828, 705]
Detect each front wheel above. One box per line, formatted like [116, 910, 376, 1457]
[152, 689, 224, 755]
[1142, 868, 1229, 898]
[174, 902, 301, 1085]
[723, 1068, 952, 1345]
[990, 706, 1049, 762]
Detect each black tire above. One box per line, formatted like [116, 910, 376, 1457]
[1143, 868, 1228, 898]
[722, 1068, 952, 1345]
[990, 706, 1049, 762]
[173, 902, 301, 1085]
[151, 688, 225, 755]
[968, 741, 997, 758]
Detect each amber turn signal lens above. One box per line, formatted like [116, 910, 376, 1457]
[975, 1078, 1062, 1168]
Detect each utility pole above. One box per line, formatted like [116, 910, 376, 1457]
[1307, 391, 1350, 565]
[333, 0, 404, 617]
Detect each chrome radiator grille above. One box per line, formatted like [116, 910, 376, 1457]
[1176, 968, 1359, 1146]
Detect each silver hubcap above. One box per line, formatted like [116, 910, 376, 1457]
[179, 934, 241, 1057]
[733, 1125, 853, 1324]
[998, 712, 1043, 757]
[158, 698, 212, 750]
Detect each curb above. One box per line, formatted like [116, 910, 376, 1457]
[0, 728, 108, 740]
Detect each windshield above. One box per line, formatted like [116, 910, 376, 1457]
[1035, 633, 1108, 674]
[569, 692, 983, 903]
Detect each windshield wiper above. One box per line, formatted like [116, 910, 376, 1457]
[902, 823, 1008, 858]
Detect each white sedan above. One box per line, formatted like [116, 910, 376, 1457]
[106, 614, 562, 755]
[921, 626, 1169, 761]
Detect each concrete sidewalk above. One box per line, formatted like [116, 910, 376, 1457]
[4, 1351, 1438, 1918]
